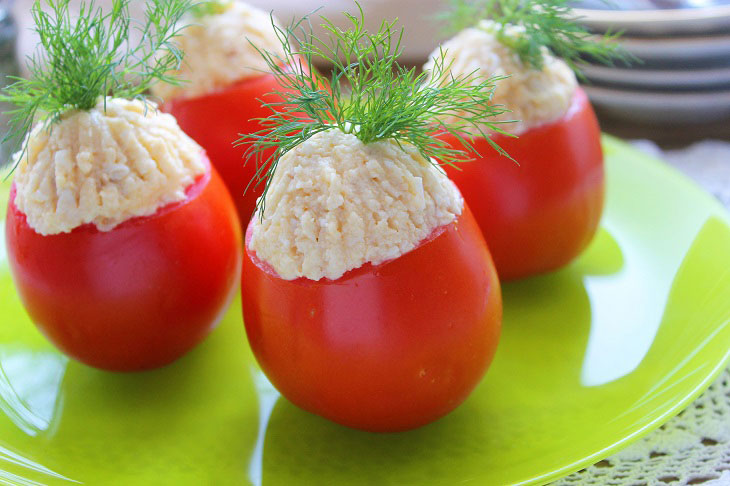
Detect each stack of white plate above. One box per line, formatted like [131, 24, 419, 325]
[573, 0, 730, 124]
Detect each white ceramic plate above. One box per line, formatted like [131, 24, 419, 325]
[581, 64, 730, 89]
[616, 33, 730, 64]
[574, 5, 730, 35]
[584, 85, 730, 123]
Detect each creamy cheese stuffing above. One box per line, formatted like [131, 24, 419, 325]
[13, 97, 206, 235]
[151, 1, 285, 101]
[249, 129, 464, 281]
[423, 20, 577, 135]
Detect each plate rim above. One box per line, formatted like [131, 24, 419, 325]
[580, 64, 730, 89]
[573, 5, 730, 23]
[584, 85, 730, 116]
[573, 5, 730, 34]
[526, 134, 730, 484]
[531, 348, 730, 484]
[619, 31, 730, 49]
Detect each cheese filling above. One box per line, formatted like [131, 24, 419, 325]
[249, 129, 464, 281]
[151, 1, 286, 101]
[423, 20, 578, 135]
[13, 97, 206, 235]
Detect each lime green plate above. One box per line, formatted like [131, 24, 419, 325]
[0, 136, 729, 485]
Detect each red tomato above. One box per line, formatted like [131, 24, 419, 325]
[436, 88, 604, 280]
[162, 73, 283, 226]
[241, 205, 502, 432]
[5, 157, 242, 371]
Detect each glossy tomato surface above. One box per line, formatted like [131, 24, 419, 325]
[438, 88, 604, 280]
[162, 73, 283, 226]
[5, 159, 242, 371]
[241, 205, 502, 432]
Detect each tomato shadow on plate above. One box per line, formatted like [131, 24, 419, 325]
[602, 216, 730, 424]
[254, 229, 626, 485]
[257, 394, 510, 485]
[33, 297, 261, 484]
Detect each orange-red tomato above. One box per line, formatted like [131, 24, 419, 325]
[162, 73, 283, 225]
[436, 88, 604, 280]
[5, 157, 242, 371]
[241, 205, 502, 432]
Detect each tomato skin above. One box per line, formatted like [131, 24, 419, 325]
[162, 73, 283, 226]
[242, 205, 502, 432]
[437, 88, 604, 280]
[5, 158, 242, 371]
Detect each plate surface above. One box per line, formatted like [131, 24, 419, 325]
[0, 137, 729, 485]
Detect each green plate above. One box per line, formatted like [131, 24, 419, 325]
[0, 136, 729, 485]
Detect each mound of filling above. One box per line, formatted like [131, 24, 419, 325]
[424, 20, 577, 135]
[13, 97, 206, 235]
[249, 129, 464, 281]
[151, 1, 286, 100]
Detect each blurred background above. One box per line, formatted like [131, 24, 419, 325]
[2, 0, 730, 158]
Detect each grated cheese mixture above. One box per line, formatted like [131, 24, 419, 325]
[151, 1, 285, 101]
[423, 20, 577, 135]
[13, 97, 206, 235]
[249, 129, 464, 281]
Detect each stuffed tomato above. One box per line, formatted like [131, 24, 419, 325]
[426, 21, 605, 280]
[241, 130, 502, 432]
[153, 1, 291, 225]
[437, 88, 603, 281]
[5, 98, 241, 371]
[161, 75, 283, 225]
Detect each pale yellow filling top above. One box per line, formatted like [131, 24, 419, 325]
[249, 129, 464, 281]
[13, 97, 206, 235]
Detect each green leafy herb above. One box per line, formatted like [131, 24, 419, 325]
[237, 4, 512, 218]
[0, 0, 193, 167]
[437, 0, 634, 72]
[190, 0, 231, 18]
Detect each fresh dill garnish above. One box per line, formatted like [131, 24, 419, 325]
[436, 0, 633, 72]
[190, 0, 231, 18]
[0, 0, 193, 168]
[237, 4, 512, 218]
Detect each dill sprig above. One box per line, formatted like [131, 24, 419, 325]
[437, 0, 633, 72]
[237, 4, 512, 218]
[190, 0, 231, 18]
[0, 0, 193, 167]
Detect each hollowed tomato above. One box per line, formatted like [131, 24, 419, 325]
[241, 205, 502, 432]
[162, 73, 284, 226]
[5, 157, 242, 371]
[437, 88, 604, 280]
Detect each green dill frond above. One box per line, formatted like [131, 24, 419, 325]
[438, 0, 635, 72]
[0, 0, 193, 167]
[190, 0, 231, 18]
[237, 3, 512, 218]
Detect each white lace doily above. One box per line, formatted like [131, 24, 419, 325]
[556, 140, 730, 486]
